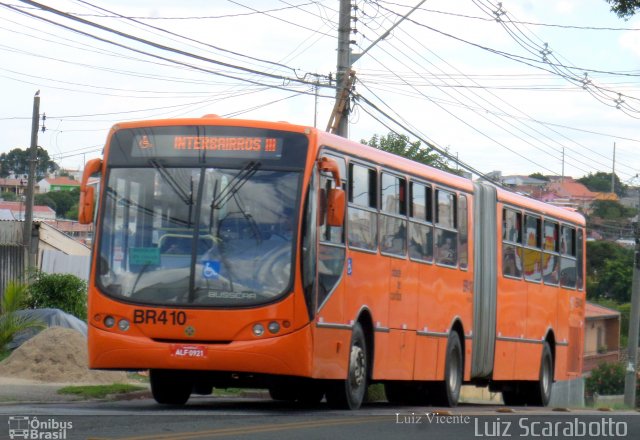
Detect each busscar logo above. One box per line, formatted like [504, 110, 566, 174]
[8, 416, 73, 439]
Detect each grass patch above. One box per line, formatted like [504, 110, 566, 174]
[212, 388, 245, 396]
[57, 384, 146, 399]
[0, 350, 10, 362]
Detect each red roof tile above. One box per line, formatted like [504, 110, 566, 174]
[585, 302, 620, 319]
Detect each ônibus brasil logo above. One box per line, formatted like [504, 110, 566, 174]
[8, 416, 72, 439]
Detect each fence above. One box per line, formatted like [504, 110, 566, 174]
[0, 244, 26, 302]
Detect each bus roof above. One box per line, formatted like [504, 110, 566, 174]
[496, 185, 586, 226]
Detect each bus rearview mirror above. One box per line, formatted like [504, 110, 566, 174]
[78, 158, 102, 225]
[326, 188, 345, 227]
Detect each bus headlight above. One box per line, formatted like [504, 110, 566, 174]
[252, 323, 265, 337]
[104, 316, 116, 328]
[268, 321, 280, 334]
[118, 319, 130, 332]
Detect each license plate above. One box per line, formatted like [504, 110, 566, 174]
[170, 344, 207, 358]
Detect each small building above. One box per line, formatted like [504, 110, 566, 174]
[37, 176, 80, 193]
[0, 201, 56, 220]
[0, 178, 37, 198]
[583, 302, 621, 373]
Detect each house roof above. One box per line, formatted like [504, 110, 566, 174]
[585, 302, 621, 320]
[0, 201, 56, 214]
[42, 177, 80, 186]
[0, 178, 24, 186]
[594, 192, 619, 201]
[548, 178, 597, 200]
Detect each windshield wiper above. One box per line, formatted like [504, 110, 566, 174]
[211, 161, 260, 209]
[150, 159, 194, 226]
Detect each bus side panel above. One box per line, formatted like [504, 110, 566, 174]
[492, 277, 525, 380]
[386, 257, 418, 380]
[343, 250, 389, 375]
[515, 281, 556, 380]
[386, 330, 417, 380]
[311, 326, 351, 379]
[413, 336, 440, 380]
[313, 277, 349, 379]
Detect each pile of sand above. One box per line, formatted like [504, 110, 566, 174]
[0, 327, 129, 384]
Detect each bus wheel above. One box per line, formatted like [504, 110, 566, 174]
[430, 332, 463, 407]
[528, 341, 553, 406]
[326, 322, 368, 409]
[150, 369, 192, 405]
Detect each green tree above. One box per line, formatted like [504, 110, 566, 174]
[591, 199, 637, 219]
[34, 193, 56, 212]
[0, 281, 45, 352]
[606, 0, 640, 17]
[528, 172, 549, 181]
[26, 271, 87, 320]
[0, 191, 17, 201]
[577, 172, 627, 197]
[361, 133, 458, 174]
[586, 241, 634, 301]
[0, 147, 58, 179]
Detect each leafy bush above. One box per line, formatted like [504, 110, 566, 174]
[26, 271, 87, 320]
[586, 362, 625, 396]
[0, 281, 45, 351]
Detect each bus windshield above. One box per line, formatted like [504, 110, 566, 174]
[98, 165, 301, 307]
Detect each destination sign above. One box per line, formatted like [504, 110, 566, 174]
[131, 134, 283, 159]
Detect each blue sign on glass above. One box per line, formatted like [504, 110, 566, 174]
[202, 261, 221, 280]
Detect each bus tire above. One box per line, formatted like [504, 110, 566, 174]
[150, 369, 192, 405]
[528, 341, 553, 406]
[430, 332, 463, 407]
[326, 322, 368, 409]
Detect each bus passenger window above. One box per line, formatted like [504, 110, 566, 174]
[503, 244, 522, 278]
[436, 190, 456, 229]
[542, 220, 559, 285]
[435, 229, 457, 266]
[348, 163, 378, 251]
[458, 195, 468, 269]
[523, 215, 542, 282]
[560, 225, 577, 289]
[380, 173, 407, 256]
[408, 181, 433, 262]
[409, 222, 433, 262]
[576, 228, 584, 290]
[503, 209, 522, 244]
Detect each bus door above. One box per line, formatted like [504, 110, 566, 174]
[381, 172, 417, 380]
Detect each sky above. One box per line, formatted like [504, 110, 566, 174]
[1, 0, 639, 183]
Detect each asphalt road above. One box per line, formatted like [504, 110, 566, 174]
[1, 395, 639, 440]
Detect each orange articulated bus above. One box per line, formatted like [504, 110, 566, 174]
[79, 116, 585, 409]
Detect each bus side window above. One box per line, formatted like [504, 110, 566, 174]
[380, 172, 407, 256]
[542, 220, 560, 285]
[347, 163, 378, 251]
[502, 208, 523, 278]
[523, 214, 542, 282]
[408, 181, 433, 263]
[458, 195, 468, 269]
[560, 225, 577, 289]
[435, 189, 457, 266]
[576, 228, 584, 290]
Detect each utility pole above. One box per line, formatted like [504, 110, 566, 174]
[22, 91, 40, 269]
[611, 142, 616, 194]
[624, 181, 640, 407]
[561, 147, 565, 183]
[335, 0, 352, 137]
